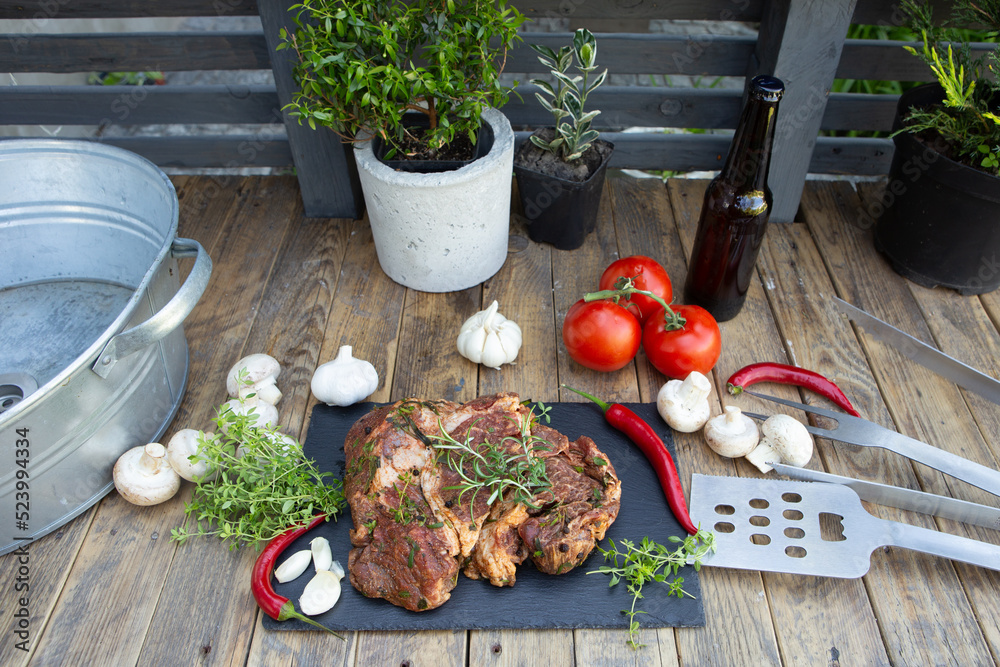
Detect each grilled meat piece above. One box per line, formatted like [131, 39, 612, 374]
[342, 393, 621, 610]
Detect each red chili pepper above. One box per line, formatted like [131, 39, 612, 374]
[562, 385, 699, 535]
[251, 513, 344, 637]
[726, 362, 861, 417]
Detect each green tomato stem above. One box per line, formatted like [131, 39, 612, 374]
[582, 278, 686, 330]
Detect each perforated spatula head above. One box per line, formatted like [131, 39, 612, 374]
[688, 474, 1000, 578]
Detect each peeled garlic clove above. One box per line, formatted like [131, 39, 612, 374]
[274, 549, 312, 583]
[299, 570, 342, 616]
[310, 536, 333, 573]
[330, 560, 345, 579]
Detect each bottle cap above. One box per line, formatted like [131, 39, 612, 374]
[749, 75, 784, 103]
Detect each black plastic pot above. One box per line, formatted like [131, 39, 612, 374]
[874, 83, 1000, 295]
[514, 137, 614, 250]
[372, 114, 494, 173]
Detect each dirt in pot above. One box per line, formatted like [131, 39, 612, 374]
[388, 125, 476, 162]
[515, 128, 614, 182]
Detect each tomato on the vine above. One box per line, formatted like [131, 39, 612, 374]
[598, 256, 673, 326]
[562, 299, 642, 372]
[642, 304, 721, 379]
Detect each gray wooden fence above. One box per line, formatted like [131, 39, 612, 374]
[0, 0, 982, 221]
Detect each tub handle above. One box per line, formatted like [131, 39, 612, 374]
[91, 238, 213, 379]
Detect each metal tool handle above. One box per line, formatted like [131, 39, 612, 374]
[886, 520, 1000, 572]
[876, 432, 1000, 499]
[91, 238, 212, 378]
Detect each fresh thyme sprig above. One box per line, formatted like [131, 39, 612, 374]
[590, 530, 716, 649]
[427, 406, 552, 516]
[170, 391, 344, 550]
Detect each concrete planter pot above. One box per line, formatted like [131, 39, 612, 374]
[354, 107, 514, 292]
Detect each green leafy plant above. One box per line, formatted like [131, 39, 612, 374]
[896, 0, 1000, 174]
[426, 408, 552, 516]
[529, 28, 608, 162]
[277, 0, 524, 157]
[170, 396, 344, 550]
[590, 530, 716, 649]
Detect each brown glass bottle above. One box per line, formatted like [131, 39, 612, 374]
[683, 75, 784, 322]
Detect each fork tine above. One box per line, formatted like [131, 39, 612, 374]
[743, 390, 846, 422]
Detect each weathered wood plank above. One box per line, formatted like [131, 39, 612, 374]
[24, 177, 272, 666]
[507, 33, 756, 77]
[850, 183, 1000, 663]
[752, 0, 859, 223]
[0, 85, 282, 125]
[241, 211, 403, 663]
[664, 177, 803, 665]
[467, 207, 577, 663]
[0, 508, 97, 666]
[764, 180, 993, 666]
[139, 177, 338, 666]
[100, 136, 293, 170]
[516, 0, 764, 22]
[0, 1, 259, 19]
[259, 0, 364, 219]
[0, 32, 269, 73]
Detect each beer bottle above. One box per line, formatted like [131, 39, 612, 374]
[683, 75, 784, 322]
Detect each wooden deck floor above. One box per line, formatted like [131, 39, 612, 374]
[3, 173, 1000, 666]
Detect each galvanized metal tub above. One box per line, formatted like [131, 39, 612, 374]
[0, 139, 212, 555]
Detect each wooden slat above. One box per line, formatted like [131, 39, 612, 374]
[505, 85, 743, 131]
[0, 84, 903, 136]
[0, 85, 281, 125]
[753, 0, 859, 223]
[0, 1, 259, 19]
[507, 32, 756, 76]
[837, 39, 996, 83]
[801, 180, 999, 664]
[142, 177, 356, 665]
[517, 0, 764, 22]
[259, 0, 364, 219]
[610, 175, 784, 663]
[99, 135, 293, 169]
[0, 32, 270, 73]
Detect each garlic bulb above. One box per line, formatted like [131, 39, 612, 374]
[310, 345, 379, 407]
[456, 301, 522, 369]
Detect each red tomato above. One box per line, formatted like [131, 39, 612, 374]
[562, 299, 642, 372]
[642, 304, 721, 379]
[598, 256, 673, 326]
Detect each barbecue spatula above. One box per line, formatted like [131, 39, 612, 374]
[688, 474, 1000, 577]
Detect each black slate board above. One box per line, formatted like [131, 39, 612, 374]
[263, 401, 705, 631]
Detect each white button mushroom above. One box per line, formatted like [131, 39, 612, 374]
[310, 345, 379, 407]
[657, 371, 712, 432]
[456, 300, 523, 369]
[226, 353, 282, 405]
[165, 429, 219, 482]
[745, 413, 814, 473]
[113, 442, 182, 506]
[703, 406, 760, 458]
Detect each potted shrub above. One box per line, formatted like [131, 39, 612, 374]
[278, 0, 524, 292]
[514, 29, 615, 250]
[874, 0, 1000, 294]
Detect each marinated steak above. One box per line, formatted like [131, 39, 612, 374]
[342, 393, 621, 611]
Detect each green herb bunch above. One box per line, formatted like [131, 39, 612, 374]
[529, 28, 608, 162]
[590, 530, 716, 649]
[278, 0, 524, 156]
[170, 398, 344, 550]
[898, 0, 1000, 173]
[428, 407, 552, 516]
